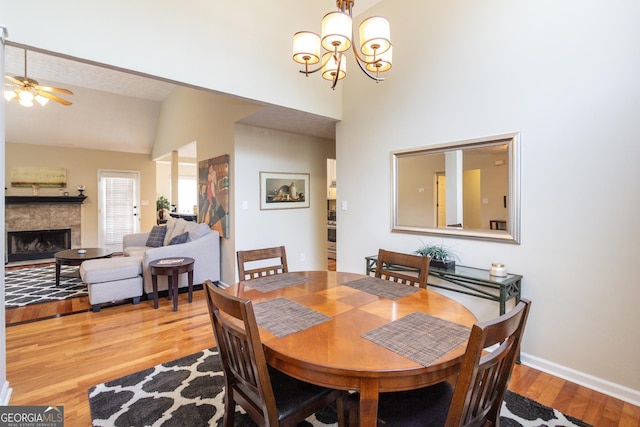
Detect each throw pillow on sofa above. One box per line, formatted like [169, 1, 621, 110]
[184, 221, 211, 241]
[146, 226, 168, 247]
[168, 231, 189, 245]
[163, 217, 189, 246]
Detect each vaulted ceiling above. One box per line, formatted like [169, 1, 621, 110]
[4, 44, 337, 159]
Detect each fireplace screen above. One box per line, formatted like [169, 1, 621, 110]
[7, 229, 72, 262]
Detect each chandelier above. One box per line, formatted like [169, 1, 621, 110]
[292, 0, 392, 89]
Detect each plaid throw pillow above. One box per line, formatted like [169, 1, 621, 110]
[146, 226, 168, 247]
[168, 231, 189, 245]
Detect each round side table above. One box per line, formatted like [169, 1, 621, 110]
[149, 257, 195, 311]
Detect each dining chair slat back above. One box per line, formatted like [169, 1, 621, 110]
[446, 298, 531, 427]
[375, 249, 430, 289]
[348, 298, 531, 427]
[237, 246, 288, 281]
[204, 280, 345, 427]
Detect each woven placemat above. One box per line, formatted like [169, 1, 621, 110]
[240, 272, 311, 293]
[254, 297, 331, 338]
[342, 276, 420, 300]
[362, 312, 471, 366]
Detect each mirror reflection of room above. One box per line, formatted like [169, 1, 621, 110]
[397, 144, 507, 231]
[394, 134, 518, 243]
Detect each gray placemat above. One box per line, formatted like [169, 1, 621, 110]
[343, 276, 420, 300]
[240, 272, 312, 293]
[254, 297, 331, 338]
[362, 312, 471, 366]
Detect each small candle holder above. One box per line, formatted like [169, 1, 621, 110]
[77, 185, 86, 197]
[489, 263, 507, 277]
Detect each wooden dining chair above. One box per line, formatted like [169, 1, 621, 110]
[237, 246, 288, 281]
[348, 299, 531, 427]
[203, 280, 346, 427]
[375, 248, 430, 289]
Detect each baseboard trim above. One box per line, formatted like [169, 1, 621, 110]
[0, 380, 13, 405]
[520, 352, 640, 406]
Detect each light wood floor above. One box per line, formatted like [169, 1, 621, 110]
[5, 290, 640, 426]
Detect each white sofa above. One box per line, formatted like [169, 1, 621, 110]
[123, 217, 221, 295]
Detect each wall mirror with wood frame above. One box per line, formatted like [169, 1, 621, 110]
[392, 133, 521, 243]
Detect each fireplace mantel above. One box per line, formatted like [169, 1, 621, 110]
[5, 195, 87, 205]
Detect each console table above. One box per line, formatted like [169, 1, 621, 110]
[365, 255, 522, 316]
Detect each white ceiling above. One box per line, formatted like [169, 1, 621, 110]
[4, 44, 337, 159]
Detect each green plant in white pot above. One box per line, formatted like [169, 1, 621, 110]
[414, 243, 458, 270]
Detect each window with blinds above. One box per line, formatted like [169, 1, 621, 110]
[102, 175, 137, 246]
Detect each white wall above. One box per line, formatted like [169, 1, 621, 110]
[0, 0, 342, 121]
[338, 0, 640, 400]
[234, 125, 335, 282]
[152, 86, 262, 284]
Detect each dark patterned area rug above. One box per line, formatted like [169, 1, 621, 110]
[5, 265, 87, 308]
[88, 348, 592, 427]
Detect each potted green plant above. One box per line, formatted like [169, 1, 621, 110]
[414, 242, 457, 270]
[156, 195, 171, 220]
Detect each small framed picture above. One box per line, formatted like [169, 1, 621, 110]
[260, 172, 310, 210]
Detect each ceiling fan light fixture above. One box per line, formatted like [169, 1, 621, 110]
[4, 49, 73, 107]
[35, 94, 49, 106]
[19, 98, 34, 108]
[4, 90, 17, 101]
[18, 90, 34, 103]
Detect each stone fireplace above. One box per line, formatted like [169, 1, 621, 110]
[5, 196, 86, 262]
[7, 229, 72, 262]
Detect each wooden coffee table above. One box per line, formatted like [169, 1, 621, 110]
[54, 248, 114, 286]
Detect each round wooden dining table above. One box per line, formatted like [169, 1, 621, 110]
[226, 270, 477, 427]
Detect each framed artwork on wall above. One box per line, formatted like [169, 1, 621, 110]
[11, 167, 67, 188]
[260, 172, 310, 210]
[198, 154, 230, 238]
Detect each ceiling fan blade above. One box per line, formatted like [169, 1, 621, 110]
[5, 75, 25, 86]
[37, 90, 72, 106]
[38, 85, 74, 95]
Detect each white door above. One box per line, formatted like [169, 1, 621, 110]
[98, 170, 140, 252]
[436, 173, 446, 228]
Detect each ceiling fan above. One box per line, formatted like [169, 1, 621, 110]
[4, 49, 73, 107]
